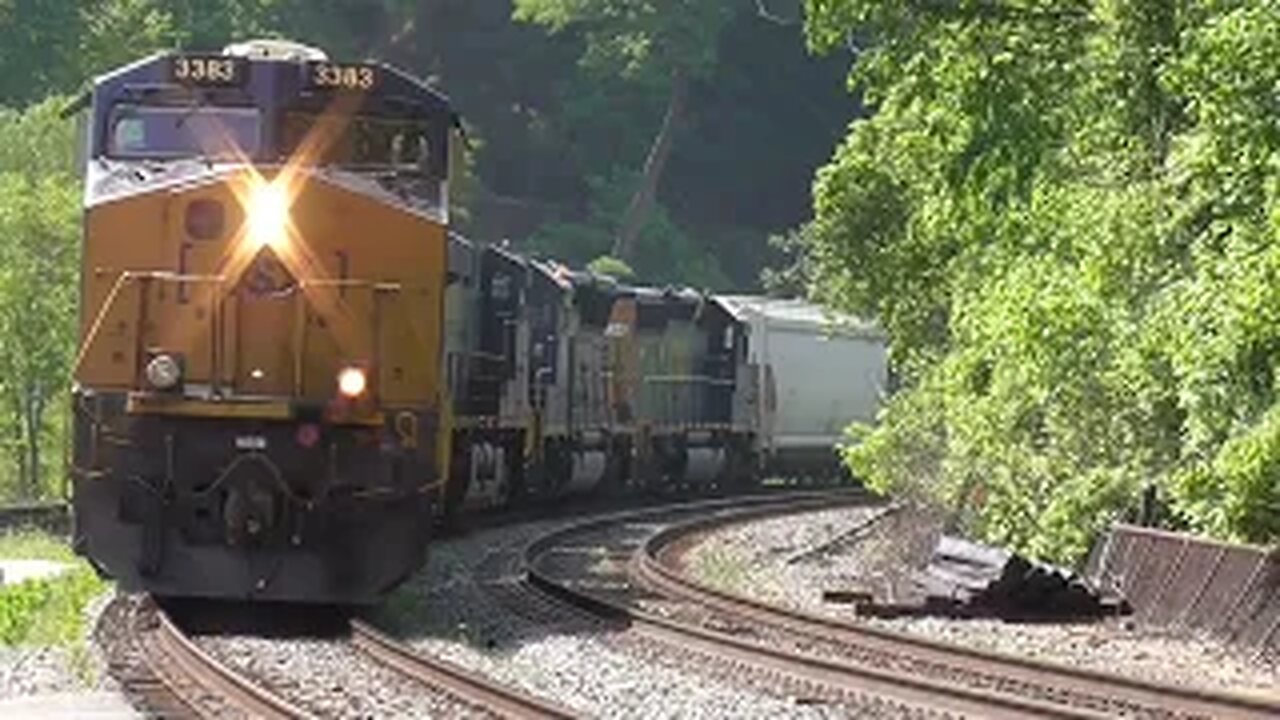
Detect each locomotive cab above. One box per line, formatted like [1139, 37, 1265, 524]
[71, 40, 457, 603]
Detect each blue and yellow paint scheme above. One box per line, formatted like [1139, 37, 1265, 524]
[71, 41, 455, 602]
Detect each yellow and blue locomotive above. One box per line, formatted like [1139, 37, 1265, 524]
[71, 41, 456, 602]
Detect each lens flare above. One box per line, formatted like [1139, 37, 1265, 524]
[247, 182, 290, 249]
[337, 367, 368, 398]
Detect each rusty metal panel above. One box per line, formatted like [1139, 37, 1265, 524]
[1141, 535, 1194, 626]
[1127, 532, 1182, 619]
[1093, 524, 1280, 655]
[1103, 528, 1147, 600]
[1221, 557, 1278, 642]
[1237, 571, 1280, 653]
[1195, 547, 1262, 635]
[1162, 539, 1222, 629]
[1094, 525, 1136, 594]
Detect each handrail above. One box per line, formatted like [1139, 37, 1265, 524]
[74, 271, 229, 379]
[77, 271, 389, 393]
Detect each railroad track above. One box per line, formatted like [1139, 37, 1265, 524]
[115, 598, 570, 719]
[349, 619, 571, 719]
[523, 493, 1280, 719]
[111, 598, 310, 719]
[101, 487, 858, 719]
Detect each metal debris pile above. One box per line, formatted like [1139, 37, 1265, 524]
[843, 536, 1126, 620]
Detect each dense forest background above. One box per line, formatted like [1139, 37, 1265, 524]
[3, 0, 1278, 562]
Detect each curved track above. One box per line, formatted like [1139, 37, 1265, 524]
[523, 493, 1280, 719]
[125, 600, 572, 719]
[350, 619, 573, 719]
[135, 603, 311, 719]
[640, 510, 1280, 719]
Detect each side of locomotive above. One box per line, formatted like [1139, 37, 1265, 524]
[71, 41, 457, 603]
[436, 247, 888, 515]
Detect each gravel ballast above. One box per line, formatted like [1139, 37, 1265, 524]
[681, 504, 1280, 697]
[0, 587, 120, 701]
[384, 514, 924, 718]
[196, 634, 494, 719]
[0, 646, 91, 699]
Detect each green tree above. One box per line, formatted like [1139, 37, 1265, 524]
[525, 167, 730, 288]
[80, 0, 178, 72]
[0, 175, 79, 499]
[0, 98, 79, 499]
[514, 0, 737, 263]
[797, 0, 1280, 559]
[0, 0, 84, 105]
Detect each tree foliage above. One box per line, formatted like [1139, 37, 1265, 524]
[803, 0, 1280, 559]
[514, 0, 734, 80]
[0, 98, 78, 500]
[514, 0, 738, 264]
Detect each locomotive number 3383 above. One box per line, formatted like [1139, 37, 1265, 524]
[312, 63, 376, 90]
[173, 57, 239, 83]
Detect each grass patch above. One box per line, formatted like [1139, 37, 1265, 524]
[0, 530, 109, 648]
[0, 529, 78, 563]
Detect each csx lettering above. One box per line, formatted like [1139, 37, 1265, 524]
[174, 57, 237, 84]
[312, 64, 376, 90]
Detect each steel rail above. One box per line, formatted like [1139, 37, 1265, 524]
[349, 619, 574, 719]
[522, 493, 1101, 719]
[147, 607, 314, 720]
[639, 510, 1280, 720]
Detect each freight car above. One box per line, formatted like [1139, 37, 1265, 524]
[69, 41, 888, 603]
[717, 296, 886, 476]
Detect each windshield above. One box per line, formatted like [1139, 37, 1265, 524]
[281, 112, 436, 171]
[107, 105, 262, 159]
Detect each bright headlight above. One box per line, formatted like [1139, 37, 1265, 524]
[145, 354, 182, 390]
[247, 182, 290, 249]
[337, 367, 367, 398]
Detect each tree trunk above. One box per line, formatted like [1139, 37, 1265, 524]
[6, 389, 27, 498]
[613, 69, 689, 263]
[23, 383, 42, 499]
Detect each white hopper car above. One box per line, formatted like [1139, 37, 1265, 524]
[717, 295, 889, 474]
